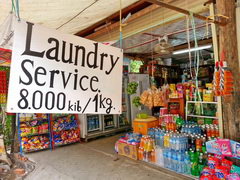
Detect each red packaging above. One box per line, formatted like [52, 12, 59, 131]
[200, 175, 214, 180]
[208, 157, 220, 169]
[214, 154, 224, 161]
[201, 167, 215, 176]
[215, 165, 229, 179]
[221, 159, 233, 173]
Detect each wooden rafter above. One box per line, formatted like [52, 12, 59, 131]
[145, 0, 227, 26]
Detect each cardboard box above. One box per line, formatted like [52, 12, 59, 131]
[118, 141, 139, 160]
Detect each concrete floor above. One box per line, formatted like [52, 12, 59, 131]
[25, 134, 193, 180]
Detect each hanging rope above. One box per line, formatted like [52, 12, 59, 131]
[11, 0, 16, 13]
[11, 0, 20, 21]
[15, 0, 20, 21]
[190, 13, 203, 116]
[186, 15, 193, 79]
[57, 0, 99, 29]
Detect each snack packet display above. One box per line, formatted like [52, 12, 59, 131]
[200, 174, 214, 180]
[214, 165, 229, 179]
[208, 156, 220, 169]
[221, 159, 233, 173]
[217, 139, 232, 157]
[201, 167, 214, 176]
[226, 173, 240, 180]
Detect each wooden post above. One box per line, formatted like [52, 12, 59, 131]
[216, 0, 240, 142]
[209, 3, 224, 138]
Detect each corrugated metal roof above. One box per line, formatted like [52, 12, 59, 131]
[0, 0, 139, 34]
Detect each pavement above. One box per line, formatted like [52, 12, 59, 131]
[25, 133, 194, 180]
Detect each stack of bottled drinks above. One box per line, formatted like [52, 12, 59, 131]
[142, 127, 210, 176]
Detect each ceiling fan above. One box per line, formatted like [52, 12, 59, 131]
[153, 35, 174, 55]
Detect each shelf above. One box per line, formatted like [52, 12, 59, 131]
[53, 126, 78, 132]
[88, 128, 100, 132]
[104, 125, 115, 129]
[23, 147, 50, 153]
[187, 101, 217, 104]
[21, 132, 49, 137]
[20, 118, 48, 122]
[54, 141, 79, 147]
[187, 114, 217, 119]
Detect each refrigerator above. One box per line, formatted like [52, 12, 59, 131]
[78, 75, 131, 141]
[128, 74, 152, 124]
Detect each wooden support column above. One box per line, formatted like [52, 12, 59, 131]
[216, 0, 240, 142]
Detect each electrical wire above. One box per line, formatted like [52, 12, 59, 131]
[186, 15, 193, 79]
[57, 0, 99, 30]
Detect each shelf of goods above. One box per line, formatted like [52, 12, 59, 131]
[18, 113, 80, 153]
[185, 101, 218, 123]
[18, 113, 52, 153]
[116, 103, 223, 179]
[51, 114, 80, 147]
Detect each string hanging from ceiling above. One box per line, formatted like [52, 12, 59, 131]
[11, 0, 20, 21]
[57, 0, 99, 30]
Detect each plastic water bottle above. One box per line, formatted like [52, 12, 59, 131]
[176, 152, 181, 173]
[168, 149, 172, 169]
[184, 151, 191, 175]
[163, 149, 167, 168]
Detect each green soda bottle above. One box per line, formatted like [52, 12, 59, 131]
[191, 162, 200, 176]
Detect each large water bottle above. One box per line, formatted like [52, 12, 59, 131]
[184, 151, 191, 175]
[174, 151, 178, 171]
[160, 131, 164, 148]
[168, 149, 172, 169]
[155, 130, 160, 146]
[163, 149, 167, 168]
[178, 152, 184, 173]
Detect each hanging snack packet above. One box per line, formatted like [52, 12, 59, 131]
[140, 90, 149, 104]
[145, 91, 154, 109]
[231, 165, 240, 175]
[153, 89, 162, 106]
[217, 139, 232, 157]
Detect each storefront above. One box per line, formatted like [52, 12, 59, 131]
[0, 0, 240, 179]
[77, 0, 240, 179]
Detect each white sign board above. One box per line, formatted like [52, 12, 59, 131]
[7, 19, 123, 114]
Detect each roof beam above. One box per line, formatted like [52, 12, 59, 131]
[145, 0, 226, 26]
[75, 1, 151, 37]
